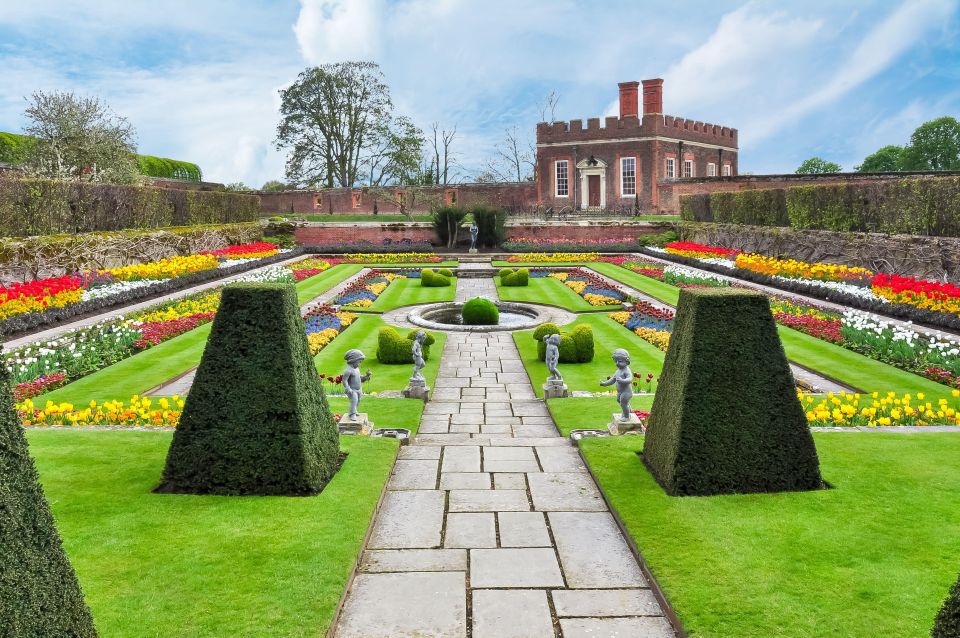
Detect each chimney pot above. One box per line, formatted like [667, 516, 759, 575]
[642, 78, 664, 115]
[617, 81, 639, 119]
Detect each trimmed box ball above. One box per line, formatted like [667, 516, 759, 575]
[461, 297, 499, 325]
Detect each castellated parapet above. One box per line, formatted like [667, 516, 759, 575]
[536, 113, 738, 148]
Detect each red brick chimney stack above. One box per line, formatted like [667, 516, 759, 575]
[618, 81, 639, 119]
[642, 78, 664, 115]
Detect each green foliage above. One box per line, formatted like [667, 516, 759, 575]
[902, 116, 960, 171]
[438, 268, 454, 278]
[856, 145, 904, 172]
[499, 268, 513, 278]
[532, 322, 594, 363]
[708, 189, 788, 226]
[470, 205, 507, 247]
[431, 206, 468, 248]
[796, 157, 842, 174]
[136, 155, 202, 182]
[933, 572, 960, 638]
[375, 326, 434, 364]
[0, 178, 259, 236]
[638, 229, 680, 246]
[680, 193, 711, 222]
[461, 297, 498, 325]
[643, 288, 823, 496]
[0, 363, 98, 636]
[499, 267, 529, 287]
[0, 132, 34, 164]
[158, 283, 339, 495]
[420, 268, 451, 287]
[261, 180, 288, 192]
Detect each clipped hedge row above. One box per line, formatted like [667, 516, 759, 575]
[533, 323, 594, 363]
[136, 155, 202, 182]
[0, 178, 259, 237]
[376, 326, 435, 364]
[0, 132, 32, 164]
[680, 177, 960, 237]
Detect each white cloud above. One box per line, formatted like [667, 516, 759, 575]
[294, 0, 384, 64]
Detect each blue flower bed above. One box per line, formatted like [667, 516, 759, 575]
[624, 311, 673, 332]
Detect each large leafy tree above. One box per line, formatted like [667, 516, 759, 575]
[902, 116, 960, 171]
[796, 157, 842, 174]
[276, 62, 424, 188]
[856, 145, 904, 172]
[23, 90, 139, 184]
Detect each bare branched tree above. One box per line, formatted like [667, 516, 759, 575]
[430, 123, 461, 186]
[540, 90, 560, 122]
[478, 125, 535, 183]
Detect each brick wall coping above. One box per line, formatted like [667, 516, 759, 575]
[658, 170, 960, 187]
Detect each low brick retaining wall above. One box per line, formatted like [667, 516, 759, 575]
[295, 221, 669, 247]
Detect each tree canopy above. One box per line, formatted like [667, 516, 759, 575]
[855, 145, 904, 172]
[796, 157, 842, 174]
[901, 116, 960, 171]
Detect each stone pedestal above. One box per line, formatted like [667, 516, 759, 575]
[542, 379, 569, 399]
[338, 413, 373, 435]
[404, 378, 430, 400]
[468, 248, 478, 254]
[607, 412, 643, 435]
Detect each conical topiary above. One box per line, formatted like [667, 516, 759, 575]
[643, 287, 823, 496]
[933, 572, 960, 637]
[0, 360, 98, 635]
[157, 282, 339, 495]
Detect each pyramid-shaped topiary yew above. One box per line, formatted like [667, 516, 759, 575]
[157, 282, 339, 495]
[643, 287, 823, 496]
[933, 572, 960, 637]
[0, 360, 98, 635]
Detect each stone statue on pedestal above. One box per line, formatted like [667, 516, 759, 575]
[410, 330, 427, 382]
[469, 222, 479, 251]
[544, 333, 562, 382]
[343, 349, 372, 420]
[601, 348, 634, 421]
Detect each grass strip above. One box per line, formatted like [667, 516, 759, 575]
[548, 395, 654, 436]
[579, 432, 960, 638]
[496, 276, 621, 312]
[368, 277, 456, 312]
[29, 430, 397, 637]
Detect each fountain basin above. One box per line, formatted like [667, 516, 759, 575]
[408, 301, 550, 332]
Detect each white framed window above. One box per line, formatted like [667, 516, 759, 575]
[555, 160, 569, 197]
[665, 157, 675, 179]
[683, 159, 694, 178]
[707, 162, 717, 177]
[620, 157, 636, 196]
[722, 163, 732, 176]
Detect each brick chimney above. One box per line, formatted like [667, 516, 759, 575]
[618, 81, 639, 119]
[642, 78, 664, 115]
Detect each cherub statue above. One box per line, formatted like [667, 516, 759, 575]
[343, 349, 372, 420]
[469, 222, 479, 250]
[600, 348, 634, 421]
[410, 330, 427, 382]
[543, 333, 563, 382]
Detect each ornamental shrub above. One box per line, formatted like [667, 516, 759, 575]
[471, 205, 507, 247]
[462, 297, 498, 325]
[0, 363, 97, 635]
[157, 282, 339, 495]
[376, 326, 435, 364]
[533, 322, 594, 363]
[499, 268, 513, 279]
[933, 572, 960, 638]
[438, 268, 454, 278]
[643, 288, 823, 496]
[421, 269, 450, 287]
[500, 267, 529, 287]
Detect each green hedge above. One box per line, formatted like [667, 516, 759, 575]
[0, 178, 259, 236]
[0, 363, 98, 635]
[376, 327, 435, 364]
[158, 283, 339, 496]
[532, 323, 594, 363]
[471, 205, 507, 247]
[643, 288, 823, 496]
[136, 155, 203, 182]
[420, 268, 451, 287]
[934, 572, 960, 637]
[499, 267, 529, 287]
[680, 177, 960, 236]
[462, 297, 498, 325]
[0, 132, 33, 164]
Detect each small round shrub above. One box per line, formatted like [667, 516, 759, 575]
[439, 268, 454, 278]
[534, 323, 561, 359]
[499, 268, 513, 279]
[377, 327, 436, 363]
[500, 267, 529, 287]
[462, 297, 499, 325]
[571, 324, 595, 362]
[515, 268, 529, 286]
[558, 334, 578, 362]
[533, 322, 593, 362]
[421, 269, 450, 287]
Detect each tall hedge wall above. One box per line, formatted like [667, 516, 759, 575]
[0, 132, 32, 164]
[136, 155, 202, 182]
[0, 178, 259, 237]
[679, 177, 960, 237]
[0, 363, 98, 635]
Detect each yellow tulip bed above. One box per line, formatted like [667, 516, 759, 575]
[18, 395, 185, 428]
[508, 252, 601, 263]
[801, 390, 960, 427]
[734, 253, 873, 284]
[102, 254, 221, 281]
[341, 253, 440, 264]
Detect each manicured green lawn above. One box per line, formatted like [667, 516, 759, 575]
[28, 430, 397, 637]
[492, 261, 595, 267]
[354, 261, 459, 268]
[514, 314, 664, 397]
[326, 396, 424, 434]
[295, 263, 364, 304]
[368, 277, 456, 312]
[314, 315, 445, 392]
[579, 432, 960, 638]
[548, 395, 654, 436]
[496, 276, 621, 312]
[590, 263, 956, 399]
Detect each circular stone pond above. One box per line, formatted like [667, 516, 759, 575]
[405, 301, 571, 332]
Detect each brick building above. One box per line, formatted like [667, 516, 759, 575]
[536, 79, 738, 213]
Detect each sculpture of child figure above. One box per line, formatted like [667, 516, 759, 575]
[600, 348, 634, 421]
[342, 349, 372, 421]
[543, 333, 563, 382]
[469, 222, 479, 250]
[410, 330, 428, 382]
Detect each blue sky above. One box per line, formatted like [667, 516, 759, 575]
[1, 0, 958, 186]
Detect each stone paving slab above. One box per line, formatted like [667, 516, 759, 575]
[368, 491, 444, 549]
[337, 572, 467, 638]
[448, 489, 530, 512]
[552, 588, 662, 617]
[470, 548, 565, 588]
[444, 513, 496, 548]
[559, 616, 675, 638]
[548, 512, 647, 588]
[361, 549, 467, 573]
[527, 473, 607, 511]
[498, 511, 552, 548]
[439, 472, 491, 490]
[387, 459, 438, 490]
[472, 589, 555, 638]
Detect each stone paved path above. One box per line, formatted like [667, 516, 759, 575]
[334, 277, 674, 638]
